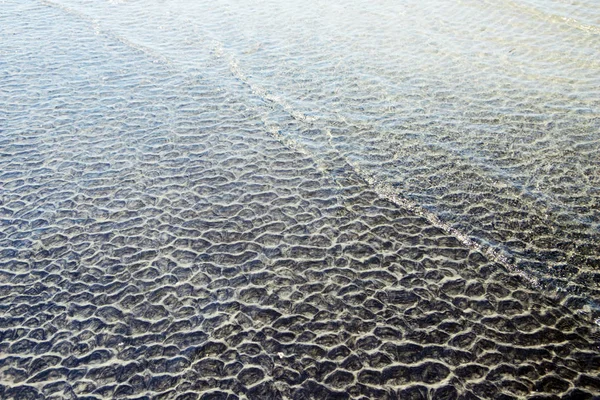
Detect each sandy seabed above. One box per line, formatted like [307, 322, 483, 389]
[1, 0, 600, 399]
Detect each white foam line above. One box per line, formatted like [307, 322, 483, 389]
[212, 43, 551, 293]
[215, 44, 599, 310]
[224, 47, 600, 324]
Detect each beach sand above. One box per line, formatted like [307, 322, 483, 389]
[1, 1, 600, 399]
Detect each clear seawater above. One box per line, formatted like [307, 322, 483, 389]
[1, 0, 599, 398]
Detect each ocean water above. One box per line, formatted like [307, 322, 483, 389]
[1, 0, 599, 398]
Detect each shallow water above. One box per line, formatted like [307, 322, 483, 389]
[1, 0, 599, 399]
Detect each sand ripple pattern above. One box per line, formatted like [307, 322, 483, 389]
[44, 0, 600, 315]
[1, 1, 600, 399]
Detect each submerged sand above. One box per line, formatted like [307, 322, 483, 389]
[1, 1, 600, 399]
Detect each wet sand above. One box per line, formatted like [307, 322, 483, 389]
[1, 1, 600, 399]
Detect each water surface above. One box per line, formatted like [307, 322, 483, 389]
[1, 0, 599, 398]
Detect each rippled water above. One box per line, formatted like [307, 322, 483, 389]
[1, 0, 599, 399]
